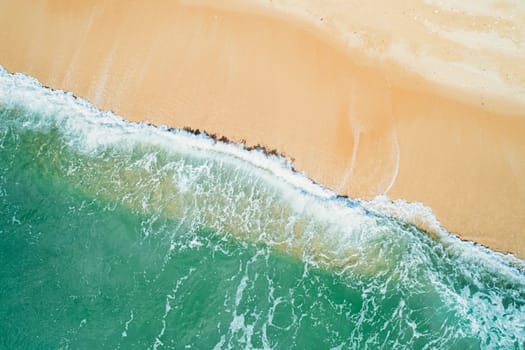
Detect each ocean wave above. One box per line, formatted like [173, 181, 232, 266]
[0, 65, 523, 273]
[1, 65, 525, 348]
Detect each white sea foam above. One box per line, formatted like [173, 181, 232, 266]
[0, 65, 523, 277]
[2, 65, 525, 348]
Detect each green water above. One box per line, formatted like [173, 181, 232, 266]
[0, 69, 524, 349]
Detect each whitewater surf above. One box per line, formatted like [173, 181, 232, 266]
[1, 67, 524, 349]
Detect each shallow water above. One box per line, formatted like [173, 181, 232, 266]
[0, 67, 524, 349]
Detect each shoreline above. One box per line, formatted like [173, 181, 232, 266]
[2, 65, 524, 268]
[1, 0, 524, 258]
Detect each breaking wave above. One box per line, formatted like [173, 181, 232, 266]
[1, 66, 524, 349]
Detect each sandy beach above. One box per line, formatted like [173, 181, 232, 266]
[1, 0, 524, 258]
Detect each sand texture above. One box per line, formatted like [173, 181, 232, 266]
[1, 0, 524, 258]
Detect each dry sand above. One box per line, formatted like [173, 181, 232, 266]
[1, 0, 524, 258]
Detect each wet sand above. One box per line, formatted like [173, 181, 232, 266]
[1, 0, 524, 258]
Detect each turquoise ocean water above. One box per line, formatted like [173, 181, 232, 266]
[0, 67, 524, 349]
